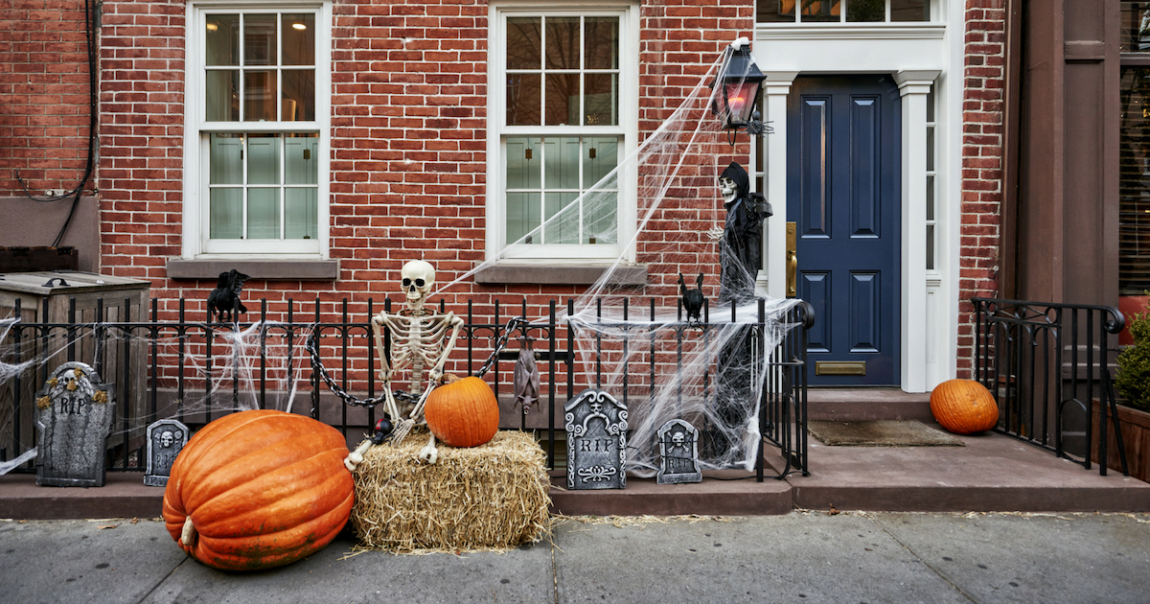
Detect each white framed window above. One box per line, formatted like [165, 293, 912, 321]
[487, 5, 639, 262]
[183, 1, 331, 258]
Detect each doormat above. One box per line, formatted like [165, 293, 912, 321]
[807, 420, 966, 447]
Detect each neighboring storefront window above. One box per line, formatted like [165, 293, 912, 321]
[1121, 3, 1150, 293]
[756, 0, 930, 24]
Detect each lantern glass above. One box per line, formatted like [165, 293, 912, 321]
[723, 81, 760, 127]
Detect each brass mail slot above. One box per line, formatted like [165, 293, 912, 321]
[815, 361, 867, 376]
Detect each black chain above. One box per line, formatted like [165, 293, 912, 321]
[307, 316, 528, 408]
[475, 317, 528, 378]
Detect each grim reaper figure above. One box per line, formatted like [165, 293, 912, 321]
[708, 161, 771, 464]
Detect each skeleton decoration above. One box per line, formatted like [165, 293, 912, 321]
[344, 260, 464, 470]
[145, 418, 189, 487]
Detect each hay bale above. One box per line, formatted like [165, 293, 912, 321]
[350, 429, 551, 553]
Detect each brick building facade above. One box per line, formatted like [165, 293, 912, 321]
[2, 0, 1013, 392]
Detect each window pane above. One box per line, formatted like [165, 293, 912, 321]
[1120, 66, 1150, 292]
[584, 18, 618, 69]
[285, 134, 318, 184]
[584, 73, 618, 126]
[247, 188, 280, 239]
[507, 17, 541, 69]
[506, 137, 541, 190]
[247, 134, 281, 185]
[891, 0, 930, 22]
[544, 191, 580, 244]
[210, 133, 244, 184]
[545, 17, 580, 70]
[926, 87, 935, 122]
[545, 72, 579, 126]
[244, 70, 277, 121]
[585, 190, 616, 244]
[544, 137, 581, 190]
[210, 188, 243, 239]
[281, 69, 314, 121]
[848, 0, 885, 22]
[800, 0, 840, 22]
[506, 73, 541, 126]
[206, 14, 239, 66]
[284, 188, 318, 239]
[583, 137, 618, 187]
[926, 174, 935, 220]
[926, 127, 935, 172]
[281, 14, 314, 65]
[925, 224, 935, 270]
[757, 0, 798, 23]
[205, 70, 239, 121]
[506, 192, 540, 244]
[244, 14, 277, 66]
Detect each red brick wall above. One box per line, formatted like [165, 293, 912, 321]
[93, 0, 752, 325]
[0, 0, 95, 198]
[957, 0, 1008, 378]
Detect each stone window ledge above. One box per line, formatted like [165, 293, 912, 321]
[166, 259, 340, 281]
[474, 263, 647, 286]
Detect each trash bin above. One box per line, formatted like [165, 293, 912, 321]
[0, 271, 150, 469]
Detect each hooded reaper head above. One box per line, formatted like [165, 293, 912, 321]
[719, 162, 750, 208]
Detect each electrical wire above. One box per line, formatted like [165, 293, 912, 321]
[13, 0, 98, 248]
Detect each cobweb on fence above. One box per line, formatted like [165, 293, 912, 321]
[433, 39, 802, 475]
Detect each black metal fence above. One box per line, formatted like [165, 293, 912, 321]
[1, 296, 812, 481]
[971, 297, 1129, 475]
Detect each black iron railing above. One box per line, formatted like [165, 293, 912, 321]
[971, 297, 1129, 475]
[0, 295, 811, 481]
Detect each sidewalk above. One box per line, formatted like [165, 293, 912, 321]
[3, 512, 1149, 604]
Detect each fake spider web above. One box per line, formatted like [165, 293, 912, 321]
[436, 40, 802, 475]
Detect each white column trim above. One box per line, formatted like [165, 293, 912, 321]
[894, 69, 940, 392]
[760, 71, 799, 300]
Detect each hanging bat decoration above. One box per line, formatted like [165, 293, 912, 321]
[513, 338, 540, 414]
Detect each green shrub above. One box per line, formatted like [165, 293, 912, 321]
[1116, 301, 1150, 411]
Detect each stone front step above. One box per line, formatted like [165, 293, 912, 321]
[807, 388, 934, 422]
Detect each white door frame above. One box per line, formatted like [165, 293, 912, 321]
[754, 10, 963, 392]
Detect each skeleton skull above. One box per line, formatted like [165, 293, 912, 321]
[400, 260, 435, 311]
[718, 176, 738, 204]
[671, 432, 685, 446]
[160, 431, 174, 448]
[590, 402, 603, 415]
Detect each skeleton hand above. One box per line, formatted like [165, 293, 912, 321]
[418, 432, 438, 464]
[706, 227, 723, 242]
[429, 367, 444, 386]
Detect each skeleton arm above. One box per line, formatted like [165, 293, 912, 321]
[428, 312, 464, 384]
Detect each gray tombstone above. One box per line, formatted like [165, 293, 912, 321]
[33, 362, 116, 487]
[657, 419, 702, 484]
[144, 419, 189, 487]
[565, 389, 627, 490]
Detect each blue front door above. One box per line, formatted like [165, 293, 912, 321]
[787, 75, 901, 385]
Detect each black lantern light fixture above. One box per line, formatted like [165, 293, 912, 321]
[711, 40, 767, 142]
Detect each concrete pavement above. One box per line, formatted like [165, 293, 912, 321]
[3, 512, 1150, 604]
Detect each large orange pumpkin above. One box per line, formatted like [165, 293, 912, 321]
[424, 374, 499, 448]
[162, 409, 354, 571]
[930, 379, 1000, 435]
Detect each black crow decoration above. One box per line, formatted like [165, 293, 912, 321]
[679, 273, 705, 325]
[207, 269, 251, 323]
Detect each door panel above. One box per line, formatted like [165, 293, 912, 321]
[787, 75, 901, 385]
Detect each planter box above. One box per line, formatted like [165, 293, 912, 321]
[1091, 400, 1150, 482]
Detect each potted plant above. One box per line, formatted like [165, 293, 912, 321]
[1099, 300, 1150, 481]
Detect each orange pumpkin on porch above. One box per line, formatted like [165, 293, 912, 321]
[930, 379, 1000, 434]
[425, 374, 500, 448]
[162, 409, 354, 571]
